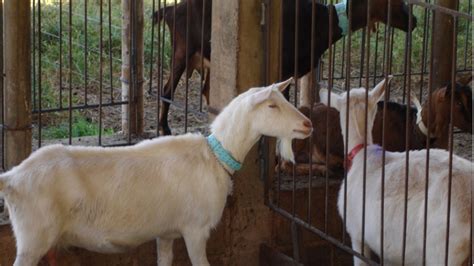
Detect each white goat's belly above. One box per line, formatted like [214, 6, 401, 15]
[337, 146, 472, 265]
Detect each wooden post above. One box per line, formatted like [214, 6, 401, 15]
[4, 0, 31, 169]
[432, 0, 458, 88]
[121, 0, 144, 135]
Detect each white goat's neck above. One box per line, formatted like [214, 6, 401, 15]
[210, 104, 261, 172]
[341, 112, 374, 152]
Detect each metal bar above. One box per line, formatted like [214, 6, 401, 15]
[307, 0, 316, 225]
[38, 0, 43, 147]
[268, 203, 379, 265]
[342, 0, 354, 245]
[108, 0, 114, 103]
[199, 0, 207, 112]
[324, 0, 335, 233]
[422, 10, 436, 265]
[292, 0, 300, 217]
[68, 0, 73, 145]
[84, 0, 89, 106]
[444, 16, 457, 266]
[184, 0, 190, 133]
[148, 0, 156, 96]
[99, 0, 104, 146]
[59, 0, 63, 109]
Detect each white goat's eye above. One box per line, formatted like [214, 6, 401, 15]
[268, 104, 278, 109]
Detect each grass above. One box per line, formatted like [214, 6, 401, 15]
[41, 115, 114, 139]
[34, 0, 173, 139]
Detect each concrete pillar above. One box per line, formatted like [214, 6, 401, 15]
[209, 0, 282, 263]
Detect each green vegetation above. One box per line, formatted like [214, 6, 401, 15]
[34, 0, 172, 139]
[35, 0, 471, 139]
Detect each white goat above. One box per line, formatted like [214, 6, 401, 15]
[320, 77, 472, 266]
[0, 78, 312, 266]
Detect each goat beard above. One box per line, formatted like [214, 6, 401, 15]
[276, 138, 295, 163]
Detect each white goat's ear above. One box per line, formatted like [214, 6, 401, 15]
[274, 77, 293, 92]
[319, 89, 341, 109]
[250, 87, 273, 106]
[370, 76, 393, 104]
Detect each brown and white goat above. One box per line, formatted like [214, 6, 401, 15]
[0, 79, 311, 266]
[154, 0, 416, 135]
[321, 77, 472, 265]
[280, 76, 473, 176]
[153, 0, 211, 135]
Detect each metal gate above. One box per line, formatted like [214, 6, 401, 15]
[261, 0, 472, 264]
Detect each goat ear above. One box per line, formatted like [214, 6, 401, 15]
[250, 88, 273, 106]
[457, 73, 472, 86]
[274, 77, 293, 92]
[370, 76, 393, 104]
[319, 89, 341, 109]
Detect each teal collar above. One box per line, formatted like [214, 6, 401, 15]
[207, 134, 242, 172]
[335, 0, 349, 36]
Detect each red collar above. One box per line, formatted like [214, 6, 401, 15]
[345, 144, 365, 171]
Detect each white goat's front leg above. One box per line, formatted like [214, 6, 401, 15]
[351, 238, 371, 266]
[183, 229, 210, 266]
[157, 238, 174, 266]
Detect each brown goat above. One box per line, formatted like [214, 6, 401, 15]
[154, 0, 416, 135]
[153, 0, 211, 135]
[280, 76, 473, 176]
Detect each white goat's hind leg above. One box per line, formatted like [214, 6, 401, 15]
[157, 238, 174, 266]
[183, 229, 210, 266]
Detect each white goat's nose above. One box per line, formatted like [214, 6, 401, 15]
[303, 120, 312, 129]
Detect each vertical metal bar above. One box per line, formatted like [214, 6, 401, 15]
[307, 0, 316, 225]
[0, 0, 3, 170]
[463, 0, 471, 69]
[59, 0, 63, 109]
[108, 0, 114, 103]
[68, 0, 73, 145]
[184, 0, 190, 133]
[170, 0, 177, 102]
[157, 1, 165, 137]
[32, 0, 36, 114]
[399, 5, 413, 266]
[419, 7, 430, 101]
[128, 0, 134, 144]
[444, 16, 457, 266]
[358, 28, 366, 87]
[292, 0, 300, 216]
[373, 28, 380, 87]
[99, 0, 103, 146]
[199, 0, 207, 112]
[148, 0, 156, 96]
[84, 0, 89, 106]
[422, 10, 436, 266]
[361, 0, 375, 257]
[38, 0, 43, 147]
[380, 0, 393, 263]
[342, 0, 353, 245]
[277, 0, 284, 207]
[324, 0, 335, 233]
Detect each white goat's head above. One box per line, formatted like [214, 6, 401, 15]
[319, 77, 392, 145]
[217, 78, 311, 162]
